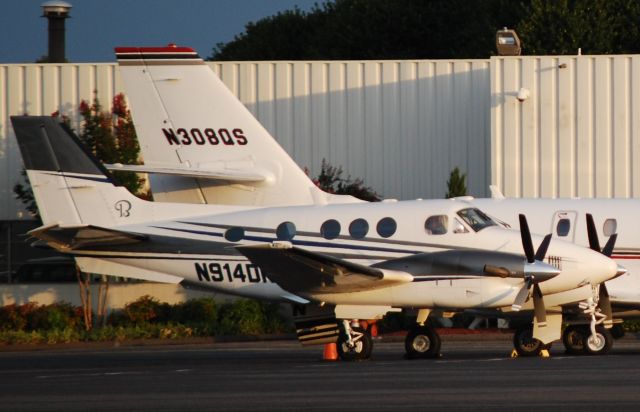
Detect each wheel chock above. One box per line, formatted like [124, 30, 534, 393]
[510, 349, 519, 358]
[539, 349, 550, 358]
[323, 343, 338, 361]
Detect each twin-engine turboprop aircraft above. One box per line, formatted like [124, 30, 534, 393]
[10, 115, 619, 360]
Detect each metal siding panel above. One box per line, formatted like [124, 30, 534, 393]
[400, 62, 418, 199]
[41, 65, 59, 117]
[328, 62, 347, 170]
[346, 63, 365, 183]
[490, 58, 503, 195]
[613, 57, 630, 197]
[310, 62, 329, 173]
[539, 58, 557, 197]
[238, 63, 257, 115]
[382, 62, 400, 198]
[95, 65, 114, 107]
[293, 63, 312, 172]
[632, 57, 640, 197]
[557, 57, 575, 198]
[275, 62, 293, 154]
[417, 62, 434, 198]
[575, 57, 594, 197]
[25, 66, 42, 115]
[594, 58, 612, 197]
[469, 61, 490, 197]
[364, 63, 383, 196]
[521, 58, 538, 197]
[256, 63, 275, 140]
[502, 59, 520, 197]
[60, 66, 77, 120]
[434, 62, 453, 199]
[452, 61, 470, 196]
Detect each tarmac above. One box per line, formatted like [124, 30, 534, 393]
[0, 333, 639, 411]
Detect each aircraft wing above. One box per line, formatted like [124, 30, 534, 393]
[105, 163, 267, 182]
[29, 224, 147, 250]
[236, 242, 413, 294]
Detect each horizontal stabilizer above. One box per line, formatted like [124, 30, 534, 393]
[29, 224, 147, 250]
[236, 242, 413, 294]
[105, 163, 267, 183]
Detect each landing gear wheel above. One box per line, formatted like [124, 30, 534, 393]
[610, 324, 625, 339]
[562, 325, 586, 355]
[583, 325, 613, 356]
[337, 327, 372, 361]
[405, 325, 441, 359]
[513, 327, 551, 357]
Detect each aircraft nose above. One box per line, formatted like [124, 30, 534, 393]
[590, 250, 618, 283]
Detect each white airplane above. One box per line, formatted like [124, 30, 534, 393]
[110, 45, 626, 358]
[10, 114, 619, 361]
[469, 191, 640, 355]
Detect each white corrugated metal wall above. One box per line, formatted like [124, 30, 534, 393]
[0, 60, 491, 220]
[491, 55, 640, 198]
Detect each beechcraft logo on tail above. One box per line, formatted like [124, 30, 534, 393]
[162, 128, 248, 146]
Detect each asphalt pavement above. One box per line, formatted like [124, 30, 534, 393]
[0, 335, 639, 411]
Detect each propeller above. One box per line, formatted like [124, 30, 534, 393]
[511, 214, 559, 311]
[585, 213, 617, 257]
[585, 213, 621, 327]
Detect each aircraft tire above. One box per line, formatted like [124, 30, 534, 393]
[610, 324, 625, 339]
[513, 327, 550, 357]
[562, 325, 586, 355]
[337, 327, 372, 361]
[405, 325, 441, 359]
[583, 325, 613, 356]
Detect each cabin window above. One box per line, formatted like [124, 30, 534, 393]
[224, 227, 245, 242]
[424, 215, 448, 235]
[276, 221, 296, 240]
[376, 217, 397, 238]
[321, 219, 341, 240]
[453, 218, 469, 234]
[603, 219, 617, 237]
[349, 218, 369, 239]
[456, 208, 496, 232]
[556, 219, 571, 237]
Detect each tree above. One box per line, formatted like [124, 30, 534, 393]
[445, 167, 467, 198]
[311, 159, 381, 201]
[211, 0, 526, 60]
[517, 0, 640, 55]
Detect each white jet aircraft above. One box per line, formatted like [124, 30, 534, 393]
[109, 45, 625, 358]
[10, 115, 619, 360]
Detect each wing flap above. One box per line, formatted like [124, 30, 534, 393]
[236, 242, 413, 294]
[29, 224, 147, 250]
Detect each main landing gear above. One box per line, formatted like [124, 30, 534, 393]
[405, 325, 441, 359]
[512, 326, 552, 357]
[337, 320, 373, 361]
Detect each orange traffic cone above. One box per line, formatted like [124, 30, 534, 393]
[323, 343, 338, 361]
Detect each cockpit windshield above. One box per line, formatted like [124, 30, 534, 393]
[456, 208, 497, 232]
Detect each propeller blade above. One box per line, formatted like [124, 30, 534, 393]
[532, 284, 546, 326]
[602, 233, 617, 257]
[511, 278, 532, 311]
[519, 214, 535, 263]
[585, 213, 601, 252]
[534, 234, 552, 261]
[599, 284, 613, 328]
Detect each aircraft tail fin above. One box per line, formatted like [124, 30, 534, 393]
[10, 116, 147, 227]
[116, 45, 359, 207]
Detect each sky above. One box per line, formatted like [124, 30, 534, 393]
[0, 0, 320, 63]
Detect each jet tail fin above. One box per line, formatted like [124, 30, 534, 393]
[116, 45, 361, 207]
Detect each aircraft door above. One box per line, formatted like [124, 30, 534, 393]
[551, 211, 578, 243]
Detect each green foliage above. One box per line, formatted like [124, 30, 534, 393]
[0, 297, 290, 344]
[212, 0, 640, 59]
[211, 0, 524, 60]
[312, 159, 380, 201]
[78, 94, 145, 195]
[445, 167, 467, 198]
[12, 170, 39, 220]
[518, 0, 640, 55]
